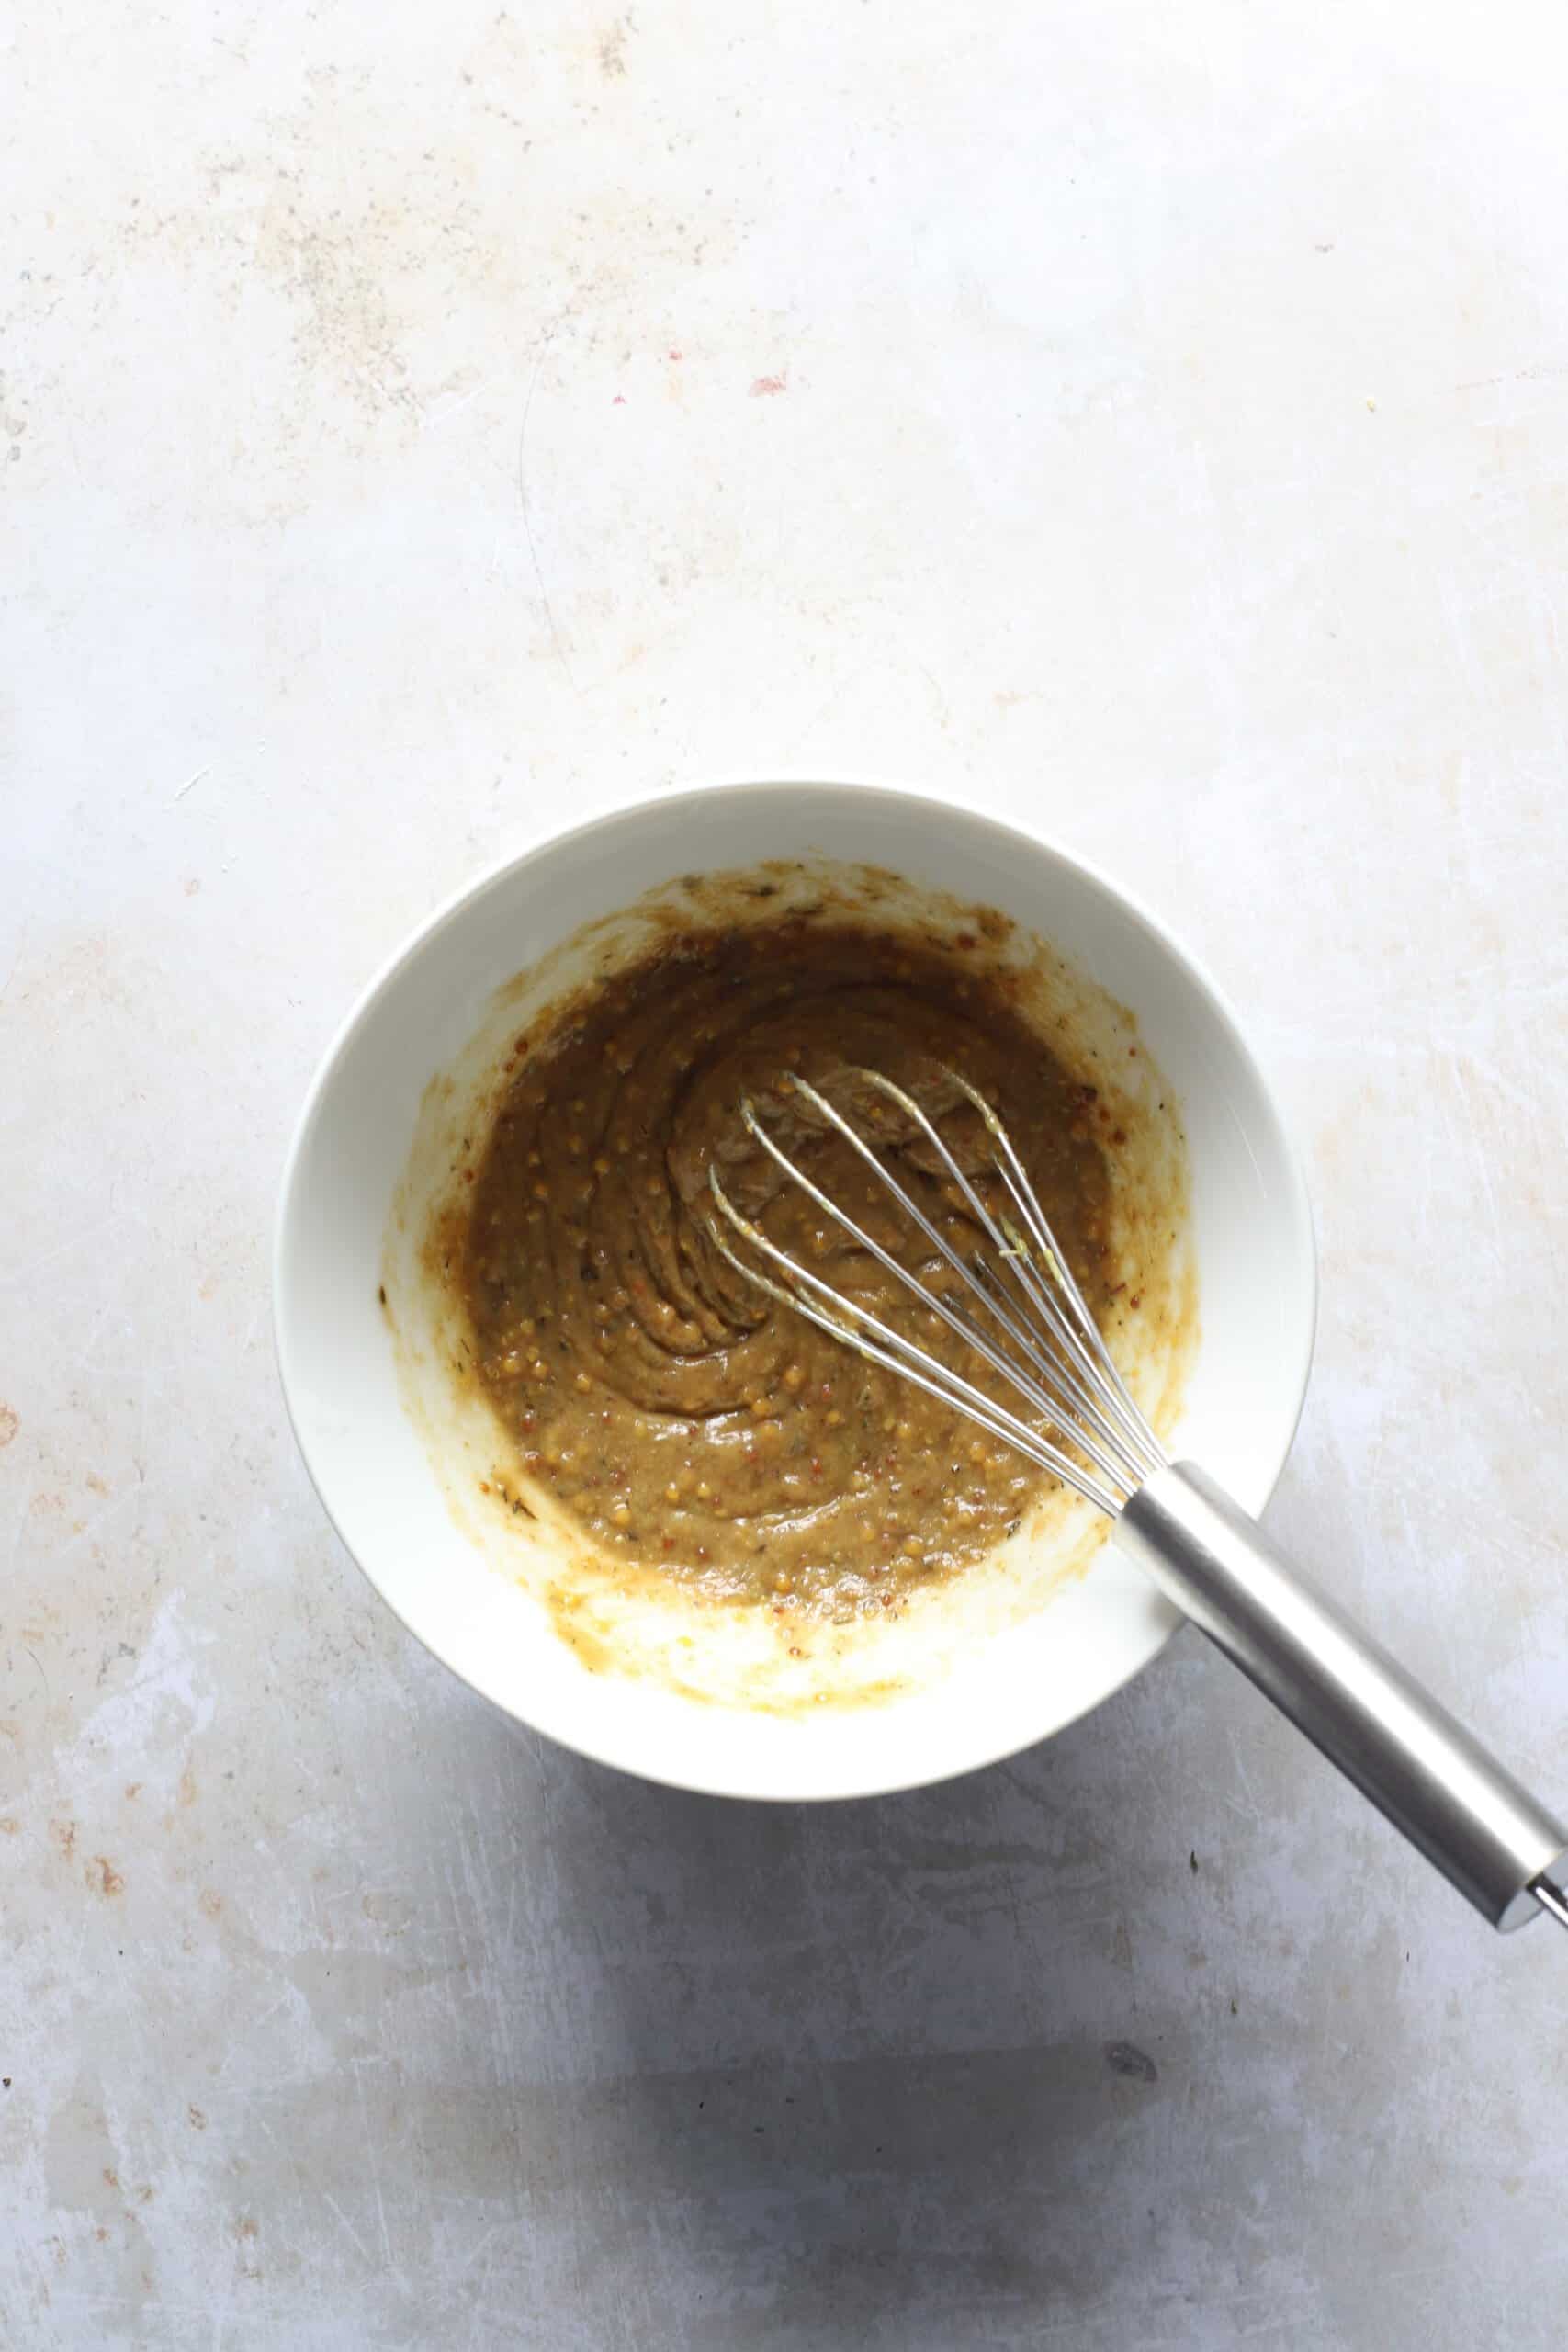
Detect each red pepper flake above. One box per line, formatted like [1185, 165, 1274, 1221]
[954, 932, 977, 949]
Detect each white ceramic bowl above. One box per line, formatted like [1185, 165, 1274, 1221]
[276, 782, 1315, 1798]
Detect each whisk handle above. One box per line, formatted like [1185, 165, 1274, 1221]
[1116, 1463, 1568, 1930]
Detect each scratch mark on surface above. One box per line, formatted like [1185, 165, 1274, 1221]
[352, 2058, 403, 2291]
[455, 2219, 502, 2277]
[254, 2111, 377, 2267]
[421, 380, 488, 434]
[173, 767, 209, 802]
[790, 657, 880, 748]
[44, 1483, 142, 1566]
[1224, 1731, 1266, 1827]
[0, 1209, 137, 1295]
[0, 927, 28, 1017]
[517, 321, 576, 689]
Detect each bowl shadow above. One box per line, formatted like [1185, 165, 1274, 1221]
[462, 1651, 1224, 2350]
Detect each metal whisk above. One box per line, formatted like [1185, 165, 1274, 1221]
[710, 1069, 1568, 1938]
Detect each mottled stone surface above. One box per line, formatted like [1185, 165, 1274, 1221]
[4, 2, 1566, 2343]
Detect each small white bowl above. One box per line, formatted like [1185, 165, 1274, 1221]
[275, 781, 1315, 1799]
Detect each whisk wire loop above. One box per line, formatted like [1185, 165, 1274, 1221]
[708, 1068, 1167, 1514]
[704, 1065, 1568, 1939]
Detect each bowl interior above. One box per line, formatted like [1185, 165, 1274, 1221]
[276, 783, 1315, 1799]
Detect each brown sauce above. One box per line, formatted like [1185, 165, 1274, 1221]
[460, 920, 1119, 1619]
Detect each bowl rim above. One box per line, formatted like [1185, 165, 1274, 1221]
[275, 775, 1318, 1793]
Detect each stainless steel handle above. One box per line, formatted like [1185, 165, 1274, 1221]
[1115, 1463, 1568, 1930]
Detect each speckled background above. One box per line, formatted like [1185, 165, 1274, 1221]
[4, 2, 1567, 2345]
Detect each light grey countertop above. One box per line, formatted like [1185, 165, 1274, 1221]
[5, 4, 1567, 2345]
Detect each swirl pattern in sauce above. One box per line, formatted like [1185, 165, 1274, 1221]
[462, 920, 1114, 1617]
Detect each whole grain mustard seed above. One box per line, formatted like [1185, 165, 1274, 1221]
[458, 908, 1166, 1620]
